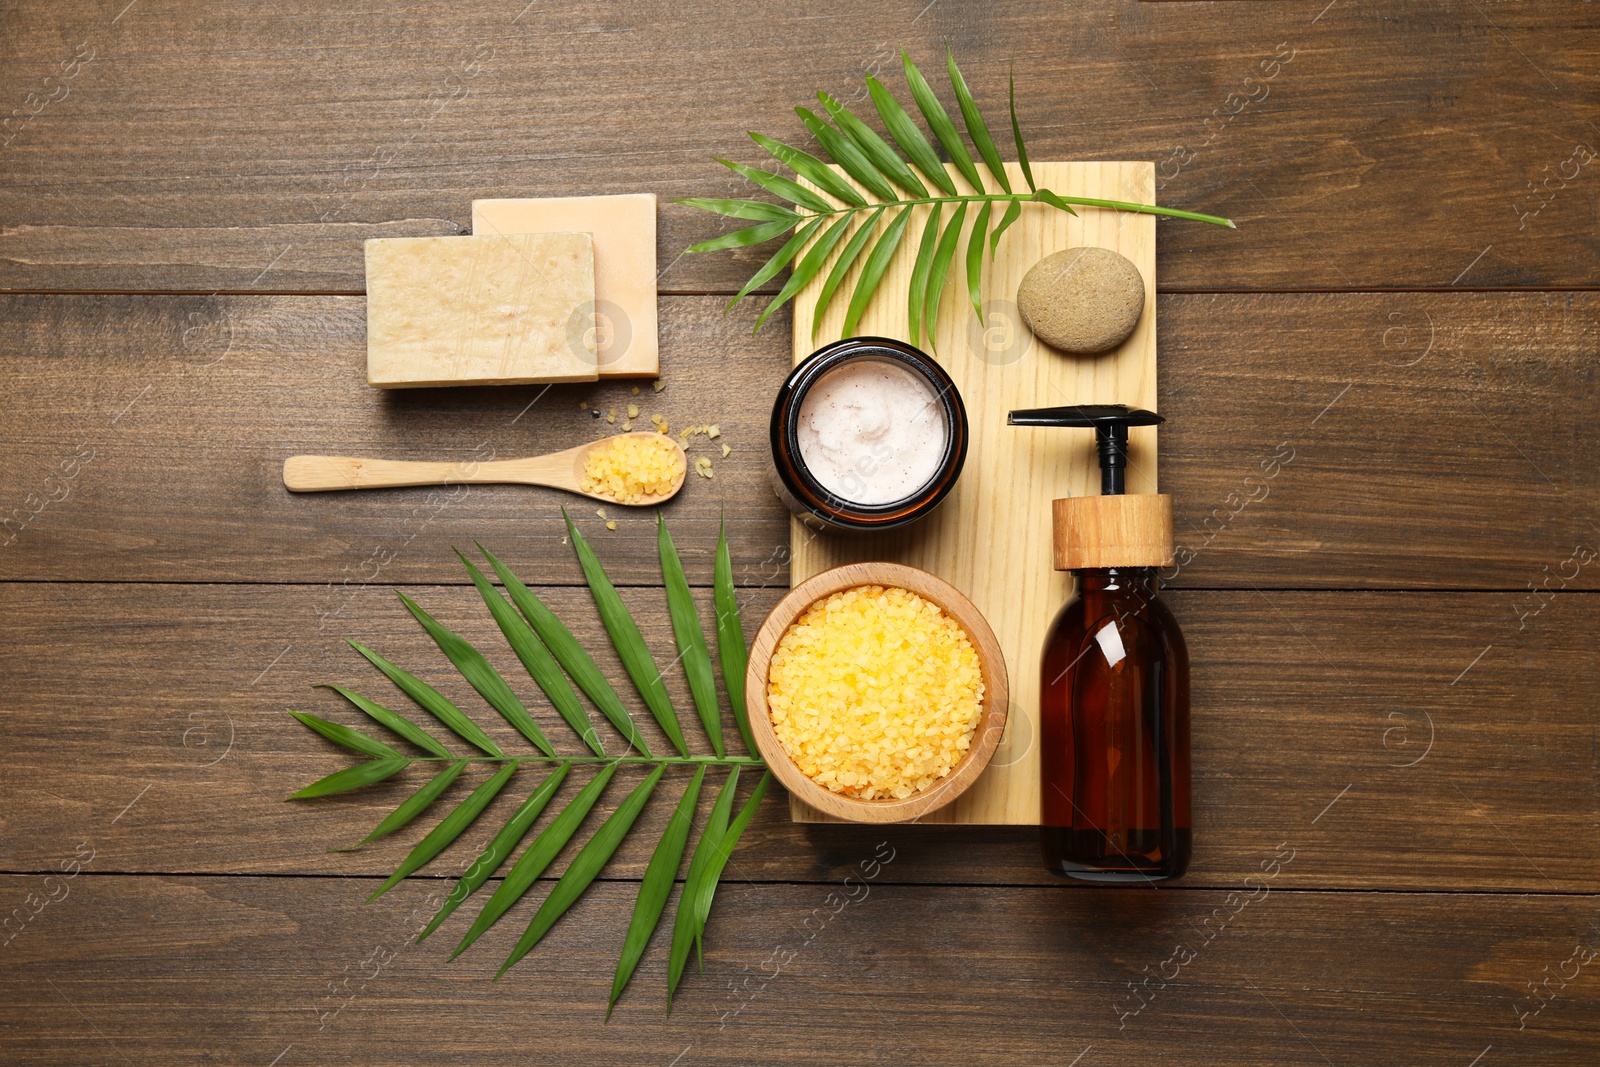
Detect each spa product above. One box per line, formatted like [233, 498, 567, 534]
[795, 358, 946, 505]
[769, 337, 967, 535]
[1016, 247, 1146, 355]
[472, 194, 660, 378]
[1008, 404, 1191, 882]
[579, 431, 685, 504]
[364, 232, 598, 387]
[766, 584, 985, 800]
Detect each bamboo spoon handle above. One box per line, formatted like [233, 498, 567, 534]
[283, 454, 568, 492]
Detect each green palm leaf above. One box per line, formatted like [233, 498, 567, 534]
[317, 684, 451, 758]
[458, 550, 602, 756]
[712, 520, 754, 755]
[727, 214, 825, 311]
[990, 198, 1022, 256]
[418, 761, 571, 942]
[688, 771, 771, 963]
[748, 131, 866, 207]
[867, 75, 957, 196]
[811, 206, 884, 340]
[398, 591, 554, 757]
[667, 766, 740, 1004]
[1035, 187, 1078, 216]
[452, 762, 618, 959]
[817, 92, 927, 198]
[1009, 68, 1036, 194]
[755, 211, 852, 333]
[686, 218, 797, 254]
[682, 50, 1232, 337]
[288, 756, 409, 800]
[609, 765, 705, 1016]
[347, 641, 502, 757]
[498, 764, 666, 977]
[288, 710, 401, 760]
[902, 50, 983, 192]
[289, 526, 775, 1014]
[794, 107, 895, 202]
[842, 206, 913, 338]
[369, 759, 520, 901]
[564, 510, 689, 757]
[674, 198, 800, 224]
[352, 757, 467, 847]
[947, 46, 1011, 194]
[478, 543, 651, 757]
[715, 158, 835, 214]
[906, 203, 943, 349]
[924, 200, 967, 347]
[966, 199, 992, 320]
[658, 517, 723, 757]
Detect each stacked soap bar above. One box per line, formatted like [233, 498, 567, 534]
[364, 193, 658, 388]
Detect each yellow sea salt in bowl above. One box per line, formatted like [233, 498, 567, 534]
[746, 562, 1009, 824]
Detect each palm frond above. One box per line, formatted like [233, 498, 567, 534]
[286, 522, 767, 1014]
[288, 710, 401, 760]
[679, 50, 1236, 342]
[351, 758, 468, 848]
[563, 508, 690, 757]
[498, 764, 666, 977]
[458, 550, 603, 755]
[610, 764, 704, 1016]
[842, 206, 913, 338]
[946, 45, 1011, 195]
[369, 759, 520, 901]
[658, 516, 723, 758]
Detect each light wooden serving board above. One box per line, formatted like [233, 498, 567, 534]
[789, 161, 1159, 825]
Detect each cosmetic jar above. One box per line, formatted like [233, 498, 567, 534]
[768, 337, 968, 535]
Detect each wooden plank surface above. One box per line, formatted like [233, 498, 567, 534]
[2, 581, 1594, 892]
[2, 2, 1598, 293]
[790, 162, 1159, 824]
[2, 875, 1595, 1065]
[1, 290, 1596, 591]
[4, 1, 1598, 1060]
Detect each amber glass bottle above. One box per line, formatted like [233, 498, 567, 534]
[1040, 567, 1191, 881]
[1009, 404, 1192, 883]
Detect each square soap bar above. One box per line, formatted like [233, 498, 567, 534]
[472, 194, 659, 378]
[364, 232, 598, 388]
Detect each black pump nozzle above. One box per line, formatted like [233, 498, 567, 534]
[1007, 404, 1164, 496]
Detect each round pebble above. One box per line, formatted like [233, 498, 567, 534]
[1016, 247, 1146, 354]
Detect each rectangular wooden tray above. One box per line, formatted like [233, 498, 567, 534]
[789, 161, 1159, 824]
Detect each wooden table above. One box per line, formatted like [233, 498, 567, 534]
[3, 2, 1597, 1062]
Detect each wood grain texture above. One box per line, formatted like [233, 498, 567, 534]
[1, 581, 1594, 892]
[792, 162, 1157, 825]
[1054, 493, 1176, 569]
[3, 290, 1591, 588]
[3, 3, 1596, 1060]
[745, 561, 1010, 823]
[2, 2, 1597, 293]
[2, 874, 1595, 1065]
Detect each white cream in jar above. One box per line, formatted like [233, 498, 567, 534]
[796, 359, 949, 505]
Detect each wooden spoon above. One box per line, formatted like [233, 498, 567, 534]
[282, 431, 687, 506]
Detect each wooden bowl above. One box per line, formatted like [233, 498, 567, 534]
[745, 562, 1010, 823]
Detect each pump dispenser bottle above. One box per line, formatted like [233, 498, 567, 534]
[1008, 405, 1191, 883]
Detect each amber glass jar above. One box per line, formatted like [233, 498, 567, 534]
[1040, 566, 1191, 882]
[768, 337, 968, 536]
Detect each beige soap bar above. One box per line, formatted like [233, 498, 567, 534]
[365, 232, 598, 388]
[472, 194, 659, 378]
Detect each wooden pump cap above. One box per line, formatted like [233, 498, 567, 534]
[1053, 494, 1174, 570]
